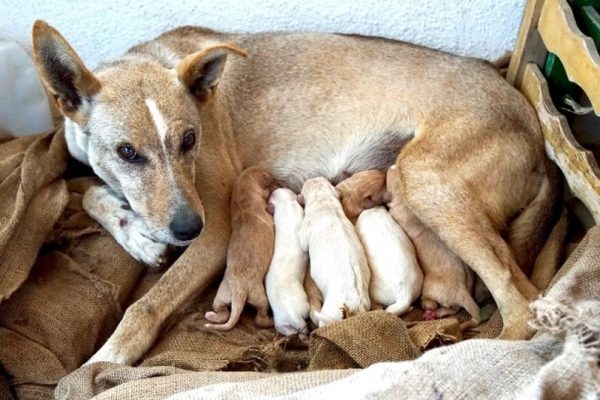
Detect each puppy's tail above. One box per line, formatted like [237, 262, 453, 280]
[204, 293, 247, 331]
[507, 160, 563, 276]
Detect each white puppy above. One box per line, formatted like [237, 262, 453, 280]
[298, 177, 370, 327]
[265, 188, 310, 336]
[355, 207, 423, 315]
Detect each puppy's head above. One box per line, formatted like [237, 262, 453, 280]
[300, 177, 339, 201]
[236, 167, 277, 201]
[32, 21, 246, 246]
[336, 170, 387, 219]
[269, 188, 297, 206]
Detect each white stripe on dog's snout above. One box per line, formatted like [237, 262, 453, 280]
[145, 98, 168, 143]
[145, 97, 177, 187]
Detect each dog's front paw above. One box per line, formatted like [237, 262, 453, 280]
[84, 340, 130, 366]
[115, 217, 167, 268]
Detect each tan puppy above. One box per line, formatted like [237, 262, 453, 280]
[265, 188, 310, 336]
[204, 166, 275, 331]
[355, 206, 423, 315]
[336, 170, 389, 220]
[304, 271, 323, 327]
[32, 22, 559, 364]
[298, 177, 370, 327]
[387, 166, 480, 326]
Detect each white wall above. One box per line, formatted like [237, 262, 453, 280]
[0, 0, 525, 69]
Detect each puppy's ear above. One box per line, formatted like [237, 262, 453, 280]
[177, 43, 247, 102]
[362, 197, 376, 209]
[32, 20, 101, 123]
[297, 194, 305, 206]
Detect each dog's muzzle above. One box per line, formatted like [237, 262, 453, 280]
[169, 208, 204, 241]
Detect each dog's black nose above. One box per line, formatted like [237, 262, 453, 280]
[170, 209, 203, 241]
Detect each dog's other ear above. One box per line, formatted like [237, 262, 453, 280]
[32, 20, 100, 123]
[177, 43, 247, 102]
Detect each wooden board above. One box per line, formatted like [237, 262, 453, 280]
[538, 0, 600, 113]
[507, 0, 547, 86]
[521, 63, 600, 223]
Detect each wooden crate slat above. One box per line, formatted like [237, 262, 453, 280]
[507, 0, 547, 86]
[543, 52, 579, 96]
[538, 0, 600, 114]
[521, 63, 600, 223]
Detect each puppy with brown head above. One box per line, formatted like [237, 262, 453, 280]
[204, 166, 276, 330]
[336, 170, 389, 220]
[386, 166, 480, 328]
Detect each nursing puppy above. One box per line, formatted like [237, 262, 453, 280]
[336, 170, 389, 220]
[387, 166, 480, 327]
[355, 206, 423, 315]
[265, 188, 310, 336]
[204, 166, 276, 330]
[298, 177, 370, 327]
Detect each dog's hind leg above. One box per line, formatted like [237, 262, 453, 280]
[395, 135, 539, 340]
[411, 199, 534, 339]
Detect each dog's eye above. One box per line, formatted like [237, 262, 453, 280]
[181, 130, 196, 151]
[117, 144, 139, 162]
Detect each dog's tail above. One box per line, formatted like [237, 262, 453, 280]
[507, 160, 563, 276]
[204, 293, 247, 331]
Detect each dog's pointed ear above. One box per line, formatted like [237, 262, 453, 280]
[32, 20, 100, 122]
[177, 43, 247, 102]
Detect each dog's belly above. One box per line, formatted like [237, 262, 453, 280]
[259, 129, 411, 192]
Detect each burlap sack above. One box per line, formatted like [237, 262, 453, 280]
[0, 131, 147, 399]
[0, 368, 15, 400]
[308, 310, 420, 370]
[54, 227, 600, 400]
[0, 131, 68, 302]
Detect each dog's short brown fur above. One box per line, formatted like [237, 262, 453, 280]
[204, 166, 276, 331]
[336, 170, 390, 220]
[32, 22, 560, 364]
[387, 166, 480, 326]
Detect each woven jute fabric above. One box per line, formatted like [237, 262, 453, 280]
[1, 128, 598, 400]
[61, 227, 597, 400]
[0, 130, 68, 302]
[0, 130, 146, 399]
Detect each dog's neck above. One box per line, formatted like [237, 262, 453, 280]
[64, 117, 91, 166]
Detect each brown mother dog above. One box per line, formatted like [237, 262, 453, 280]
[32, 21, 560, 364]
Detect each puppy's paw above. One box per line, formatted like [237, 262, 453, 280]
[116, 217, 167, 268]
[423, 309, 438, 321]
[205, 310, 230, 324]
[277, 324, 300, 336]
